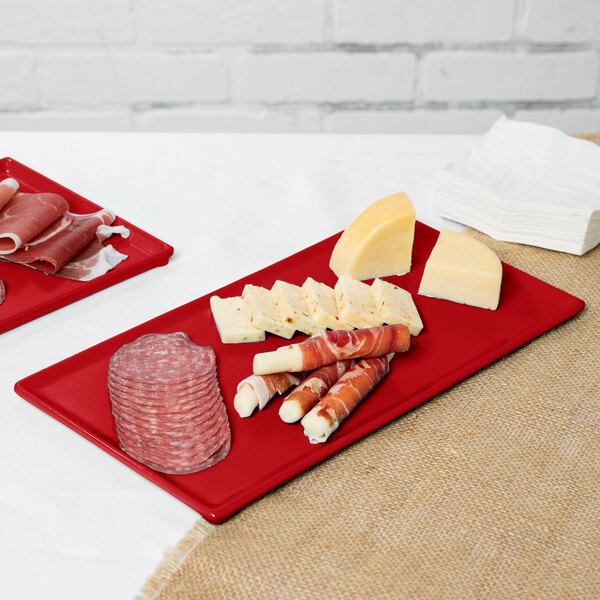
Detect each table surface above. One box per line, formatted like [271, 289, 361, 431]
[0, 131, 475, 600]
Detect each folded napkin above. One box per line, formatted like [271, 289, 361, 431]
[436, 116, 600, 255]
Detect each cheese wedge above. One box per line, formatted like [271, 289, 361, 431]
[301, 277, 353, 331]
[371, 278, 423, 336]
[271, 280, 324, 335]
[334, 276, 383, 329]
[418, 230, 502, 310]
[209, 295, 265, 343]
[329, 193, 416, 280]
[242, 284, 296, 338]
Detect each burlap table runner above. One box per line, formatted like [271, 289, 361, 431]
[136, 231, 599, 600]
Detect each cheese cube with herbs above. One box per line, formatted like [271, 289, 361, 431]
[371, 278, 423, 336]
[329, 193, 416, 280]
[242, 284, 296, 338]
[418, 230, 502, 310]
[334, 276, 383, 329]
[271, 280, 324, 335]
[210, 295, 266, 343]
[302, 277, 353, 331]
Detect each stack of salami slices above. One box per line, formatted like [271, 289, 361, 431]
[108, 332, 231, 475]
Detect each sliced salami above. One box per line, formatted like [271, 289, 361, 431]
[108, 332, 231, 475]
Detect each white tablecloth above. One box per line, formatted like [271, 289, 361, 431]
[0, 132, 476, 600]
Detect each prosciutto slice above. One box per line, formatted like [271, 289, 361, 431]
[253, 324, 410, 375]
[301, 355, 392, 443]
[0, 192, 68, 254]
[234, 370, 309, 417]
[279, 360, 354, 423]
[0, 178, 18, 211]
[0, 178, 130, 283]
[5, 209, 116, 274]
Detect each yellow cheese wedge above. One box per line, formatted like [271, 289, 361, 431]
[329, 193, 416, 280]
[418, 230, 502, 310]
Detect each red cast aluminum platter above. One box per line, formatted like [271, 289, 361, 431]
[15, 221, 585, 523]
[0, 157, 173, 333]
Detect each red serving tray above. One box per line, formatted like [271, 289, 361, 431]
[0, 157, 173, 333]
[15, 222, 584, 523]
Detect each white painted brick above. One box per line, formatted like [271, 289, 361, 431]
[521, 0, 600, 43]
[140, 0, 326, 44]
[0, 0, 134, 44]
[237, 53, 415, 102]
[43, 54, 229, 105]
[325, 109, 503, 133]
[335, 0, 516, 44]
[137, 108, 321, 132]
[422, 52, 599, 102]
[513, 109, 600, 134]
[0, 54, 38, 107]
[0, 111, 132, 131]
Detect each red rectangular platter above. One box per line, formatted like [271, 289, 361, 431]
[15, 221, 584, 523]
[0, 157, 173, 333]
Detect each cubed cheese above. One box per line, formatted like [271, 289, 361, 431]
[329, 193, 416, 280]
[334, 276, 383, 329]
[271, 280, 324, 335]
[209, 295, 265, 343]
[371, 278, 423, 336]
[301, 277, 353, 331]
[418, 230, 502, 310]
[242, 284, 296, 338]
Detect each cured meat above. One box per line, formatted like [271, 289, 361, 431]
[57, 224, 129, 281]
[253, 324, 410, 375]
[234, 370, 309, 417]
[5, 209, 116, 274]
[301, 355, 392, 444]
[110, 333, 217, 384]
[0, 192, 68, 254]
[279, 360, 354, 423]
[0, 181, 130, 280]
[0, 279, 5, 304]
[0, 178, 18, 211]
[108, 332, 231, 475]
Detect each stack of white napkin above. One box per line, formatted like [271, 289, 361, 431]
[436, 116, 600, 255]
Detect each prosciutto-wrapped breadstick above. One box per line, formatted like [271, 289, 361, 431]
[253, 324, 409, 375]
[279, 360, 354, 423]
[301, 354, 392, 443]
[234, 371, 309, 417]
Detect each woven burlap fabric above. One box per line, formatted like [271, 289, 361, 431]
[137, 232, 599, 600]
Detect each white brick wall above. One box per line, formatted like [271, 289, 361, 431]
[334, 0, 517, 44]
[0, 0, 599, 133]
[237, 53, 415, 102]
[422, 52, 599, 102]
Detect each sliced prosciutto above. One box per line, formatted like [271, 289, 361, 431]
[0, 180, 130, 281]
[0, 192, 68, 254]
[253, 324, 410, 375]
[234, 370, 309, 417]
[301, 355, 392, 443]
[279, 360, 354, 423]
[5, 209, 117, 274]
[0, 178, 18, 211]
[0, 279, 5, 304]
